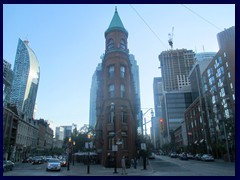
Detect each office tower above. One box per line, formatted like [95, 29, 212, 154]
[153, 77, 165, 148]
[159, 49, 195, 92]
[158, 48, 195, 143]
[201, 26, 235, 160]
[89, 63, 102, 128]
[129, 54, 142, 134]
[10, 39, 40, 120]
[195, 52, 216, 62]
[3, 59, 14, 107]
[55, 126, 65, 141]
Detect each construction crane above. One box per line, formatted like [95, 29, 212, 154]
[168, 26, 174, 49]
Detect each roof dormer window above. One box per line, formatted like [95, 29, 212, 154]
[120, 39, 126, 50]
[107, 39, 114, 50]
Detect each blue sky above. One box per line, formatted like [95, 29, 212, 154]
[3, 4, 235, 134]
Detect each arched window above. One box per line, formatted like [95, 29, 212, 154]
[109, 65, 114, 78]
[121, 106, 127, 123]
[109, 84, 115, 97]
[120, 84, 125, 98]
[107, 39, 114, 50]
[120, 66, 125, 78]
[120, 39, 126, 50]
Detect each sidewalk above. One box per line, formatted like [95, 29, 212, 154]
[62, 162, 153, 176]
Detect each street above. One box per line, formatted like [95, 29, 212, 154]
[150, 155, 235, 176]
[3, 155, 235, 176]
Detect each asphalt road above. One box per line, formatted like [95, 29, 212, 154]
[3, 156, 236, 176]
[149, 155, 235, 176]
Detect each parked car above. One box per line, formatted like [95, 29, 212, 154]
[194, 154, 202, 160]
[201, 154, 214, 161]
[148, 153, 156, 159]
[60, 158, 67, 167]
[45, 156, 53, 162]
[3, 160, 14, 172]
[22, 157, 32, 163]
[46, 158, 61, 171]
[32, 156, 44, 165]
[170, 152, 178, 158]
[27, 157, 33, 163]
[187, 153, 194, 159]
[179, 153, 188, 160]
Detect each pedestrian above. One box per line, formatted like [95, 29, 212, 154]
[134, 157, 137, 169]
[131, 158, 134, 168]
[121, 156, 127, 175]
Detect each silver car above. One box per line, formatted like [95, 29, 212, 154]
[46, 158, 61, 171]
[201, 154, 214, 161]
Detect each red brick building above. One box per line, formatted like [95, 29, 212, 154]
[95, 8, 138, 167]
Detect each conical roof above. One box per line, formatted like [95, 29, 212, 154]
[105, 7, 128, 37]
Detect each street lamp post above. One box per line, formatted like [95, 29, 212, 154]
[87, 134, 91, 174]
[221, 120, 231, 162]
[72, 141, 75, 166]
[67, 137, 71, 171]
[111, 102, 118, 174]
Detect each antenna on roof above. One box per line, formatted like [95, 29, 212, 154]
[115, 6, 117, 12]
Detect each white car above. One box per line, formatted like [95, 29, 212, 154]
[148, 153, 156, 159]
[46, 158, 61, 171]
[201, 154, 214, 161]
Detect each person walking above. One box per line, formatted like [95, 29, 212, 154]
[134, 157, 137, 169]
[131, 158, 134, 168]
[121, 156, 127, 175]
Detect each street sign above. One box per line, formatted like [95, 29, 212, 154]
[188, 132, 192, 135]
[116, 141, 122, 145]
[141, 143, 146, 150]
[112, 145, 118, 151]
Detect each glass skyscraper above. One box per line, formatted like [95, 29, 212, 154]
[89, 63, 102, 128]
[3, 59, 14, 107]
[10, 38, 40, 120]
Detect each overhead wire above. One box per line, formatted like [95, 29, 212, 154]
[180, 4, 222, 31]
[129, 4, 169, 50]
[129, 4, 223, 50]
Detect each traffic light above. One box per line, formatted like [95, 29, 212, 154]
[159, 118, 164, 131]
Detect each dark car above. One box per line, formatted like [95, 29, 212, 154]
[179, 153, 188, 160]
[22, 157, 32, 163]
[3, 160, 14, 172]
[170, 152, 178, 158]
[45, 156, 53, 162]
[32, 156, 44, 165]
[187, 153, 194, 159]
